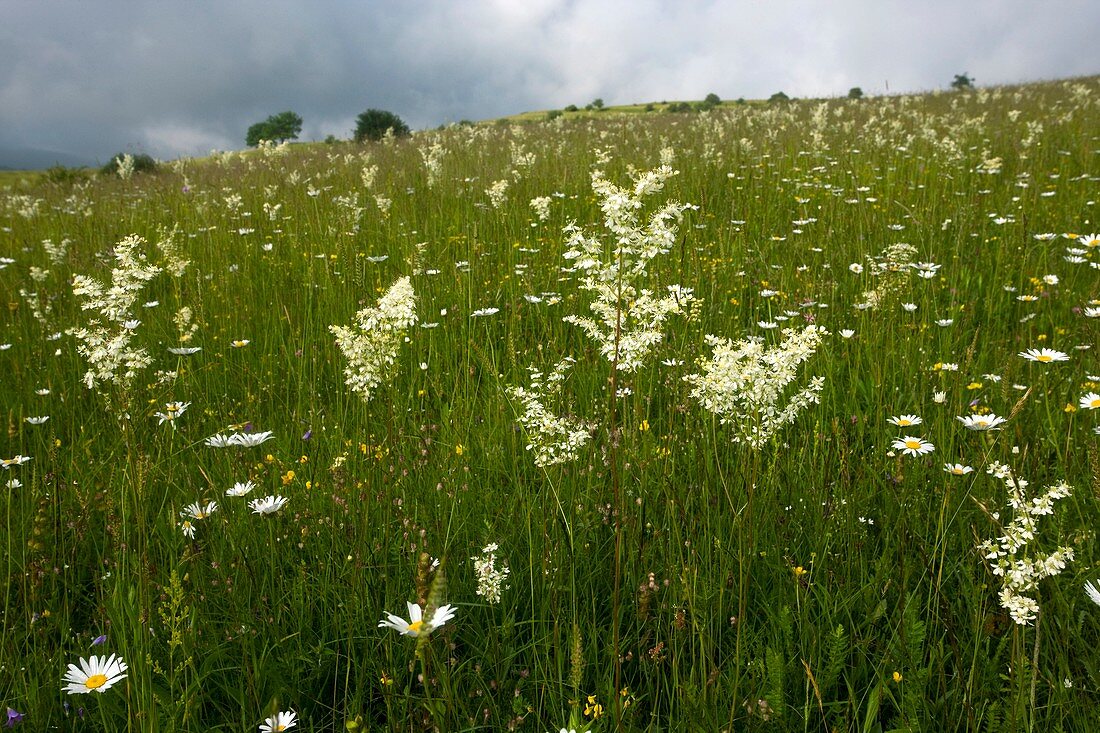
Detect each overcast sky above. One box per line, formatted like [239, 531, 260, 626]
[1, 0, 1096, 165]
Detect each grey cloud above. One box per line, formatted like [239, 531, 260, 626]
[0, 0, 1096, 164]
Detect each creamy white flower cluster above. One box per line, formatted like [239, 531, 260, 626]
[856, 242, 918, 310]
[684, 325, 828, 449]
[471, 542, 510, 604]
[561, 166, 694, 373]
[68, 235, 163, 391]
[977, 461, 1074, 625]
[330, 276, 417, 403]
[507, 358, 591, 468]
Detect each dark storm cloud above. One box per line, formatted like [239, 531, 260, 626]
[1, 0, 1096, 164]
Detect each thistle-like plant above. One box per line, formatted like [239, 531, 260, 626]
[684, 325, 828, 449]
[330, 276, 417, 403]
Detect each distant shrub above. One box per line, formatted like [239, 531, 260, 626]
[848, 87, 864, 99]
[564, 104, 579, 113]
[44, 165, 90, 186]
[666, 102, 693, 113]
[324, 135, 339, 145]
[100, 153, 157, 177]
[951, 73, 974, 91]
[768, 91, 791, 103]
[546, 109, 563, 121]
[644, 103, 656, 112]
[704, 92, 721, 106]
[354, 109, 411, 142]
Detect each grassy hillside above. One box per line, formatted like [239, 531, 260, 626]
[1, 76, 1099, 732]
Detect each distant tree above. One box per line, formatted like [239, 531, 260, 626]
[245, 111, 303, 147]
[644, 103, 656, 112]
[848, 87, 864, 99]
[951, 73, 974, 91]
[704, 92, 721, 105]
[590, 98, 605, 110]
[768, 91, 790, 103]
[564, 104, 579, 113]
[354, 109, 411, 142]
[666, 102, 693, 113]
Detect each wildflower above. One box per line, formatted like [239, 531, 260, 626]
[231, 431, 275, 447]
[561, 166, 694, 373]
[204, 433, 234, 447]
[848, 262, 864, 274]
[957, 414, 1007, 431]
[470, 307, 500, 317]
[888, 414, 922, 427]
[154, 401, 190, 425]
[901, 302, 917, 312]
[226, 480, 256, 497]
[1, 455, 32, 469]
[839, 329, 855, 338]
[24, 416, 49, 424]
[330, 276, 417, 403]
[231, 339, 250, 348]
[1019, 348, 1069, 363]
[181, 501, 218, 519]
[249, 495, 288, 515]
[685, 326, 827, 449]
[932, 391, 947, 404]
[891, 436, 935, 457]
[378, 601, 456, 637]
[944, 463, 974, 475]
[62, 654, 128, 694]
[508, 358, 591, 467]
[1086, 580, 1100, 607]
[5, 707, 24, 727]
[179, 520, 196, 539]
[471, 543, 510, 604]
[259, 710, 297, 733]
[978, 466, 1074, 625]
[1079, 393, 1100, 410]
[936, 319, 954, 327]
[168, 347, 201, 355]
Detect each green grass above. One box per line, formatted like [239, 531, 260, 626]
[1, 76, 1099, 732]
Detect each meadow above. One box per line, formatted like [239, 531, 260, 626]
[1, 77, 1099, 732]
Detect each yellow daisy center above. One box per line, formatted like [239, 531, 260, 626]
[950, 467, 964, 474]
[897, 419, 911, 425]
[1036, 354, 1052, 362]
[407, 620, 424, 634]
[904, 439, 921, 449]
[1090, 399, 1100, 408]
[84, 673, 108, 690]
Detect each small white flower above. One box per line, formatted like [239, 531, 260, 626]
[249, 495, 288, 515]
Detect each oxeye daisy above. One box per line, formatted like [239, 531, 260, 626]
[1019, 348, 1069, 363]
[180, 501, 218, 520]
[378, 601, 457, 637]
[1086, 580, 1100, 607]
[1079, 392, 1100, 410]
[226, 480, 256, 497]
[154, 401, 191, 425]
[229, 431, 275, 447]
[891, 436, 935, 457]
[956, 414, 1007, 431]
[944, 463, 974, 475]
[231, 339, 251, 348]
[259, 710, 297, 733]
[62, 653, 128, 694]
[249, 495, 288, 515]
[1, 455, 32, 469]
[888, 414, 922, 427]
